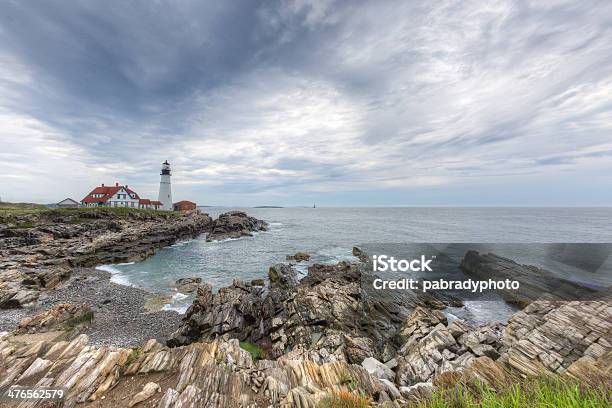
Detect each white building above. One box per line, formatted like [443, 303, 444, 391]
[57, 198, 79, 208]
[158, 160, 173, 211]
[80, 183, 162, 209]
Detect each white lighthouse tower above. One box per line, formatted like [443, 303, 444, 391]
[158, 160, 173, 211]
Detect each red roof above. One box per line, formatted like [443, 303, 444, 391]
[150, 200, 162, 205]
[81, 185, 140, 203]
[138, 199, 151, 205]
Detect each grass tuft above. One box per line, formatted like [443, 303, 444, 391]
[125, 347, 142, 366]
[411, 375, 610, 408]
[318, 390, 372, 408]
[1, 202, 184, 226]
[239, 341, 264, 362]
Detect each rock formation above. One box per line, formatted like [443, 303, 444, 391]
[0, 292, 609, 407]
[175, 277, 203, 294]
[16, 303, 93, 334]
[169, 260, 443, 365]
[206, 211, 268, 241]
[0, 209, 267, 309]
[0, 331, 385, 408]
[286, 252, 310, 262]
[460, 251, 600, 306]
[166, 255, 611, 405]
[2, 208, 610, 407]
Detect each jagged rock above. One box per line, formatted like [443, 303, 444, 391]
[395, 307, 504, 386]
[361, 356, 395, 380]
[380, 378, 401, 399]
[16, 303, 92, 334]
[175, 277, 203, 294]
[129, 382, 161, 406]
[1, 210, 218, 308]
[399, 382, 433, 400]
[460, 251, 599, 306]
[352, 246, 368, 262]
[286, 252, 310, 262]
[470, 343, 500, 359]
[448, 319, 471, 339]
[1, 294, 610, 407]
[206, 211, 268, 242]
[399, 307, 447, 343]
[268, 263, 300, 289]
[158, 388, 179, 408]
[462, 356, 510, 389]
[167, 281, 264, 346]
[384, 357, 397, 369]
[565, 348, 612, 387]
[499, 298, 611, 377]
[169, 260, 420, 364]
[0, 267, 70, 308]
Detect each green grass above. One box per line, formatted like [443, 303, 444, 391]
[125, 347, 142, 366]
[239, 342, 264, 361]
[0, 202, 184, 226]
[0, 202, 49, 218]
[412, 376, 610, 408]
[9, 221, 35, 229]
[337, 370, 361, 392]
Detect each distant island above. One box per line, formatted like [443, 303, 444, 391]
[254, 206, 284, 208]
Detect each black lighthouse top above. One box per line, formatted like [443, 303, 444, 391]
[161, 160, 171, 176]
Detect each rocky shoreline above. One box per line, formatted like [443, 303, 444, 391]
[0, 251, 609, 407]
[0, 207, 268, 348]
[0, 209, 610, 407]
[0, 267, 183, 347]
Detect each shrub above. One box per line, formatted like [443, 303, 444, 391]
[337, 370, 361, 391]
[125, 347, 142, 366]
[318, 390, 372, 408]
[239, 342, 264, 361]
[10, 221, 35, 229]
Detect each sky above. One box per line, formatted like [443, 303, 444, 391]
[1, 0, 611, 206]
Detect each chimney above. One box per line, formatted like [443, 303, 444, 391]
[101, 183, 105, 187]
[115, 182, 119, 187]
[125, 185, 128, 188]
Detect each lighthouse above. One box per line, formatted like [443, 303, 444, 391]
[158, 160, 173, 211]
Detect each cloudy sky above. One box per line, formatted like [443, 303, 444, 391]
[1, 0, 611, 206]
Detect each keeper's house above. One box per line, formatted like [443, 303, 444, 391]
[81, 183, 162, 210]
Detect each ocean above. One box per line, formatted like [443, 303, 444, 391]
[97, 207, 612, 320]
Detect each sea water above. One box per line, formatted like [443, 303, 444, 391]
[96, 207, 612, 317]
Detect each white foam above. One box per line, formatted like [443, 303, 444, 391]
[170, 239, 192, 248]
[95, 264, 121, 274]
[207, 236, 244, 243]
[162, 291, 192, 313]
[171, 292, 189, 300]
[95, 264, 135, 287]
[162, 303, 189, 313]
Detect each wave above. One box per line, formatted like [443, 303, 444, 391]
[162, 291, 192, 313]
[170, 292, 189, 301]
[95, 264, 122, 274]
[170, 239, 193, 248]
[162, 303, 189, 314]
[95, 264, 135, 287]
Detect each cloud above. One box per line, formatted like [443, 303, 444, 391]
[0, 0, 611, 205]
